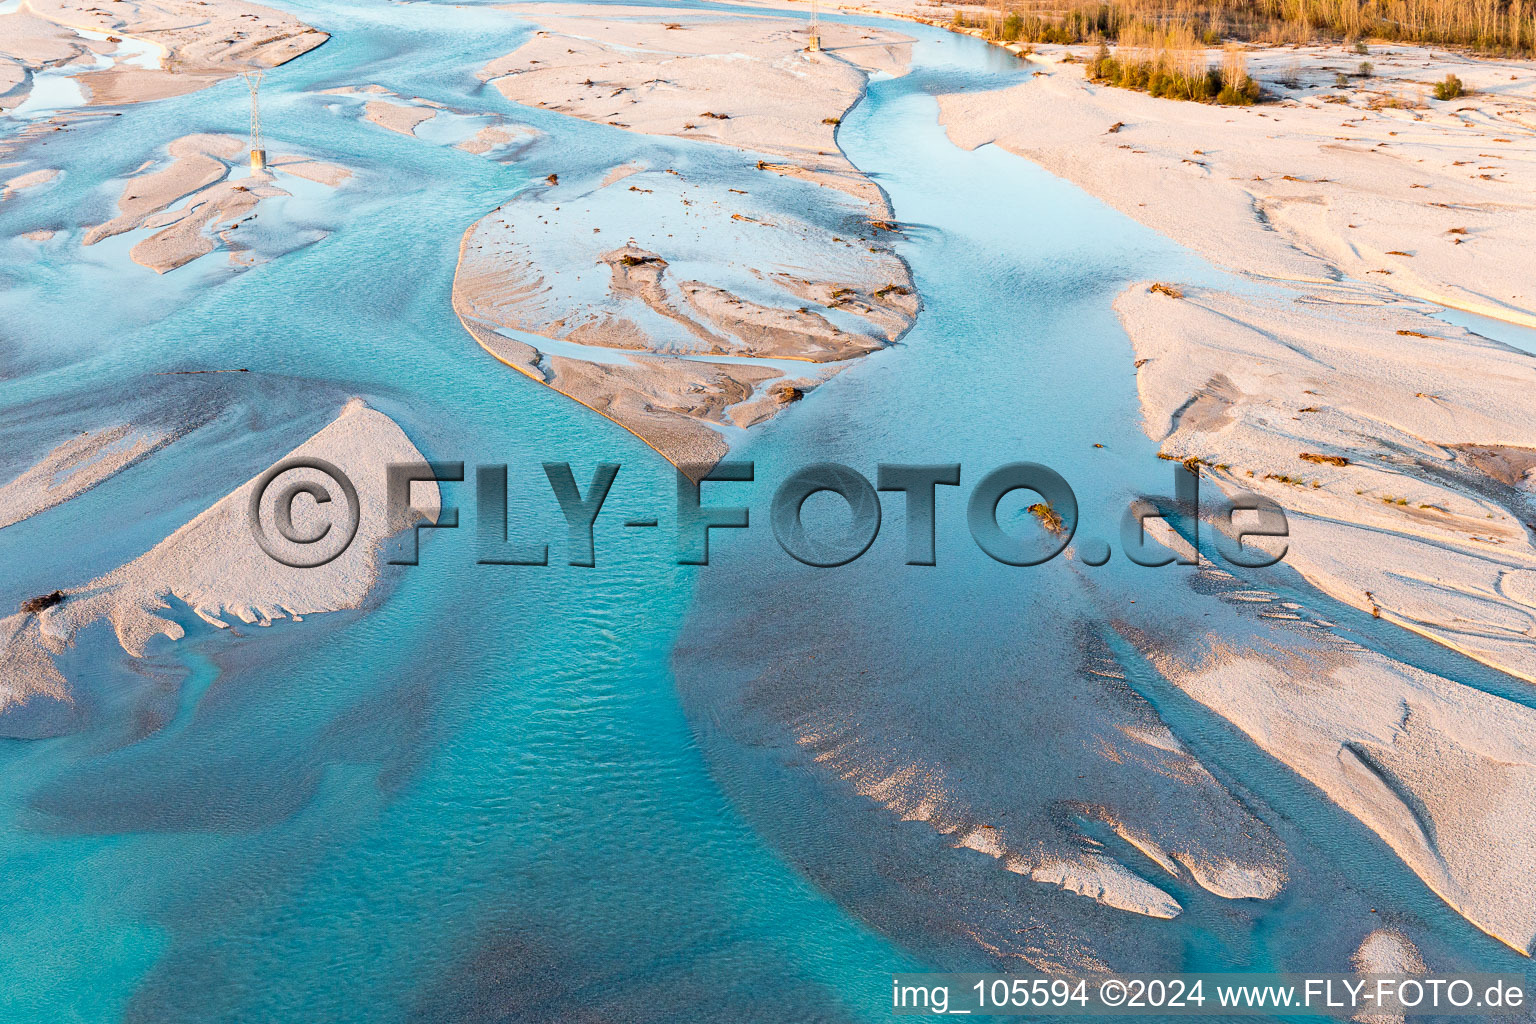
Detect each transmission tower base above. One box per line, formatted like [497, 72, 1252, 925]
[251, 149, 267, 172]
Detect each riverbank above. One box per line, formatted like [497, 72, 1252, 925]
[931, 42, 1536, 686]
[743, 0, 1536, 684]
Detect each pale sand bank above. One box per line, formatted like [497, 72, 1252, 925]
[810, 699, 1288, 921]
[366, 99, 437, 137]
[939, 43, 1536, 324]
[1124, 601, 1536, 954]
[456, 123, 536, 157]
[455, 4, 918, 473]
[0, 0, 326, 113]
[1118, 282, 1536, 684]
[319, 84, 538, 159]
[487, 6, 910, 203]
[926, 37, 1536, 937]
[82, 133, 349, 272]
[1020, 48, 1536, 945]
[1353, 930, 1426, 1023]
[675, 581, 1293, 970]
[697, 7, 1536, 958]
[2, 165, 58, 197]
[0, 400, 439, 720]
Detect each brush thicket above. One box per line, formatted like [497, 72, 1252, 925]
[956, 0, 1534, 55]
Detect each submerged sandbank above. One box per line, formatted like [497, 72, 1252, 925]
[319, 84, 539, 160]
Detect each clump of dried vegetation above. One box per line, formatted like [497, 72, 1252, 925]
[1028, 501, 1067, 534]
[19, 591, 65, 615]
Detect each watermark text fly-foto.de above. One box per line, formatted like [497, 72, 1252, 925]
[249, 458, 1288, 570]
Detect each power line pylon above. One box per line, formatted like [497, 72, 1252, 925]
[243, 70, 266, 173]
[807, 0, 821, 51]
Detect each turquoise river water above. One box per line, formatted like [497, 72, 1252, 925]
[1, 1, 1532, 1021]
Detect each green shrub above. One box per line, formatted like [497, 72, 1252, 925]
[1087, 34, 1263, 106]
[1432, 73, 1465, 99]
[1217, 76, 1261, 104]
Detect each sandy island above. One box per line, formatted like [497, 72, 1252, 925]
[318, 84, 539, 160]
[452, 4, 919, 473]
[0, 400, 439, 731]
[80, 132, 350, 272]
[0, 0, 326, 113]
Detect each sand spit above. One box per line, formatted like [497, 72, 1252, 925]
[2, 166, 59, 197]
[486, 5, 909, 188]
[319, 84, 538, 160]
[1353, 929, 1427, 1023]
[1119, 583, 1536, 956]
[1118, 283, 1536, 683]
[0, 424, 173, 529]
[0, 400, 439, 721]
[938, 43, 1536, 324]
[81, 133, 349, 272]
[465, 318, 791, 468]
[801, 685, 1289, 922]
[455, 5, 917, 472]
[0, 0, 326, 112]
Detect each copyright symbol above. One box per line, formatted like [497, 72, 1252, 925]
[248, 457, 360, 569]
[1099, 979, 1127, 1008]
